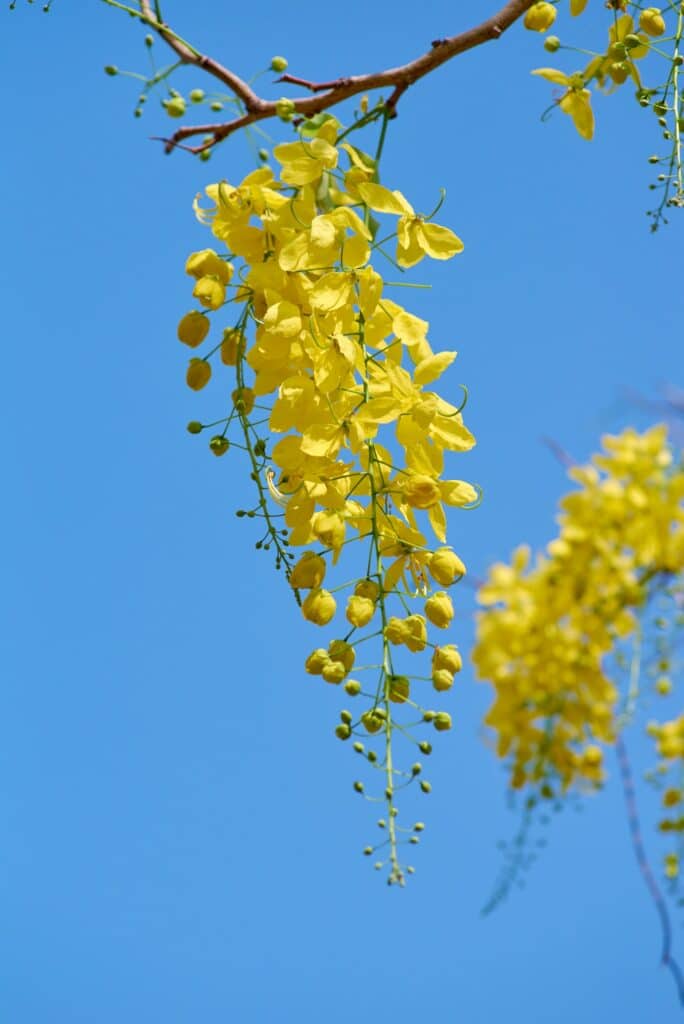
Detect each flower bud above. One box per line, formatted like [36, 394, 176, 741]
[639, 7, 665, 36]
[231, 386, 255, 415]
[290, 551, 326, 589]
[608, 62, 630, 85]
[209, 435, 229, 456]
[186, 421, 203, 434]
[424, 591, 454, 629]
[163, 96, 186, 118]
[193, 275, 226, 310]
[346, 594, 375, 628]
[186, 249, 233, 284]
[432, 644, 462, 674]
[345, 679, 362, 697]
[420, 780, 432, 794]
[322, 661, 347, 684]
[419, 741, 432, 755]
[220, 328, 244, 365]
[177, 310, 210, 348]
[543, 35, 560, 52]
[270, 56, 288, 72]
[404, 615, 427, 653]
[355, 578, 380, 601]
[104, 65, 118, 76]
[335, 723, 351, 740]
[353, 781, 364, 793]
[432, 669, 454, 692]
[523, 2, 557, 32]
[384, 617, 409, 645]
[388, 675, 410, 703]
[275, 97, 296, 121]
[305, 648, 329, 674]
[328, 639, 355, 672]
[301, 588, 337, 626]
[361, 708, 386, 734]
[433, 712, 452, 732]
[428, 547, 466, 587]
[186, 358, 211, 391]
[189, 88, 205, 103]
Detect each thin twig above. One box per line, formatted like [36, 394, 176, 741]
[616, 735, 684, 1008]
[119, 0, 538, 153]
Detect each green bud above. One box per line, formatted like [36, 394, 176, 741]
[363, 846, 373, 856]
[340, 710, 352, 725]
[654, 101, 668, 116]
[254, 439, 267, 457]
[275, 97, 296, 121]
[186, 420, 203, 434]
[353, 780, 364, 793]
[420, 780, 432, 794]
[367, 750, 377, 763]
[377, 819, 386, 828]
[624, 33, 642, 49]
[384, 787, 393, 801]
[199, 149, 212, 163]
[543, 35, 560, 52]
[210, 101, 224, 112]
[144, 33, 154, 46]
[648, 154, 660, 163]
[335, 723, 352, 740]
[418, 741, 433, 755]
[209, 435, 230, 456]
[134, 108, 143, 118]
[409, 836, 419, 845]
[413, 822, 425, 832]
[344, 679, 362, 697]
[270, 56, 289, 72]
[163, 96, 186, 118]
[411, 762, 422, 776]
[104, 65, 118, 76]
[423, 710, 436, 722]
[258, 148, 269, 162]
[189, 88, 205, 103]
[609, 41, 627, 58]
[353, 741, 365, 753]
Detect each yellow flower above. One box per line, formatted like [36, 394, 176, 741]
[433, 645, 462, 674]
[532, 69, 594, 140]
[357, 182, 464, 269]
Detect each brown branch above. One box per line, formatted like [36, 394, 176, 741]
[132, 0, 537, 154]
[616, 736, 684, 1008]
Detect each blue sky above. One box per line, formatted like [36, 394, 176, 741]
[2, 1, 683, 1020]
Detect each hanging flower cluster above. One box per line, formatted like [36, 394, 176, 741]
[525, 1, 684, 226]
[178, 114, 478, 884]
[473, 426, 684, 797]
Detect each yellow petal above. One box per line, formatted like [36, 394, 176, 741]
[532, 67, 572, 85]
[310, 272, 353, 313]
[570, 0, 588, 14]
[560, 89, 595, 140]
[417, 222, 464, 260]
[414, 351, 457, 387]
[357, 182, 414, 216]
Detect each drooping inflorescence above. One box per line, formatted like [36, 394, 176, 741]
[525, 1, 684, 227]
[474, 425, 684, 882]
[178, 110, 478, 884]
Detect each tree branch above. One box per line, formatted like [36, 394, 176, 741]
[127, 0, 537, 154]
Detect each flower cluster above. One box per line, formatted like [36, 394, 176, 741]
[178, 112, 477, 883]
[525, 2, 684, 225]
[473, 426, 684, 797]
